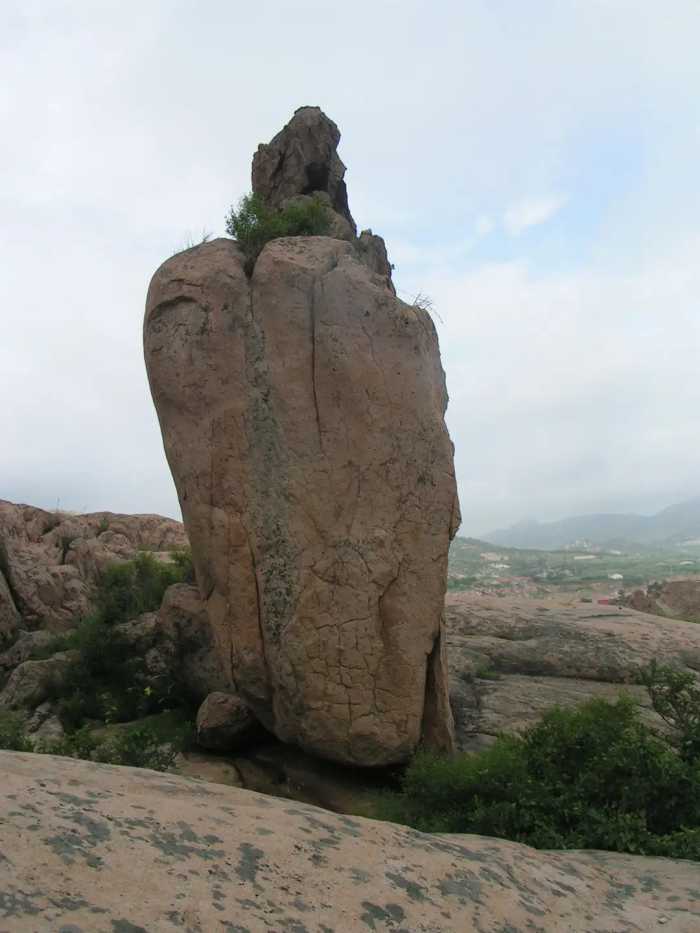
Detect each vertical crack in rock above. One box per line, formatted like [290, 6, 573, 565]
[0, 542, 23, 618]
[244, 279, 297, 646]
[243, 522, 270, 701]
[377, 563, 401, 643]
[309, 275, 324, 453]
[420, 620, 456, 754]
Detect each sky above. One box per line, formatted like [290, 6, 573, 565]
[2, 1, 700, 537]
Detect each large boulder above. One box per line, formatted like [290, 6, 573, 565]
[145, 141, 460, 766]
[446, 591, 700, 751]
[1, 751, 699, 932]
[0, 499, 187, 632]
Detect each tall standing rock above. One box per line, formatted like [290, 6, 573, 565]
[144, 110, 460, 765]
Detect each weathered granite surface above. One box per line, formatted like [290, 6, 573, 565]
[1, 751, 698, 932]
[145, 234, 459, 766]
[446, 591, 700, 751]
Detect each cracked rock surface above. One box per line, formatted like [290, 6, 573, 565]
[144, 235, 460, 765]
[1, 751, 699, 932]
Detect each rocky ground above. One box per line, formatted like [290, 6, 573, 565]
[0, 498, 186, 637]
[446, 590, 700, 751]
[2, 751, 699, 933]
[2, 502, 700, 929]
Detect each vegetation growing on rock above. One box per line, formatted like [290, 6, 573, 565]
[38, 551, 195, 730]
[225, 192, 330, 272]
[377, 665, 700, 860]
[0, 709, 185, 771]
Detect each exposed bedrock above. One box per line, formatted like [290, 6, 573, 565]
[144, 233, 460, 765]
[3, 752, 699, 933]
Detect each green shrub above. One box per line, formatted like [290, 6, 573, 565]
[98, 551, 186, 625]
[377, 679, 700, 860]
[94, 726, 179, 771]
[48, 725, 100, 760]
[36, 724, 179, 772]
[225, 192, 330, 272]
[641, 660, 700, 762]
[0, 711, 33, 752]
[52, 614, 179, 731]
[0, 708, 188, 772]
[170, 548, 195, 585]
[43, 551, 194, 731]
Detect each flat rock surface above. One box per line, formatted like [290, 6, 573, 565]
[1, 752, 698, 932]
[446, 591, 700, 751]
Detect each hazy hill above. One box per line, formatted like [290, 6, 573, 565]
[484, 498, 700, 551]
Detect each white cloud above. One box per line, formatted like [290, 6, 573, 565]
[2, 0, 700, 534]
[421, 235, 700, 533]
[475, 215, 495, 237]
[503, 196, 568, 236]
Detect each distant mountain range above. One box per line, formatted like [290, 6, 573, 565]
[484, 498, 700, 551]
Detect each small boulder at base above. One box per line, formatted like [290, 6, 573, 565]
[195, 691, 260, 751]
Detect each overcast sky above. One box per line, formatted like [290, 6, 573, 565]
[2, 1, 700, 536]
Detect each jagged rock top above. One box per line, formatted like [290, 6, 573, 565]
[250, 106, 395, 292]
[252, 105, 356, 232]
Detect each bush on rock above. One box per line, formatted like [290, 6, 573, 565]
[225, 192, 330, 272]
[378, 666, 700, 861]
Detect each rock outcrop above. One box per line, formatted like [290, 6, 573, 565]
[145, 110, 460, 766]
[0, 499, 187, 632]
[252, 106, 355, 231]
[2, 751, 699, 932]
[446, 591, 700, 752]
[625, 578, 700, 622]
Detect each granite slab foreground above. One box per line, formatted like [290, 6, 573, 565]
[0, 752, 698, 932]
